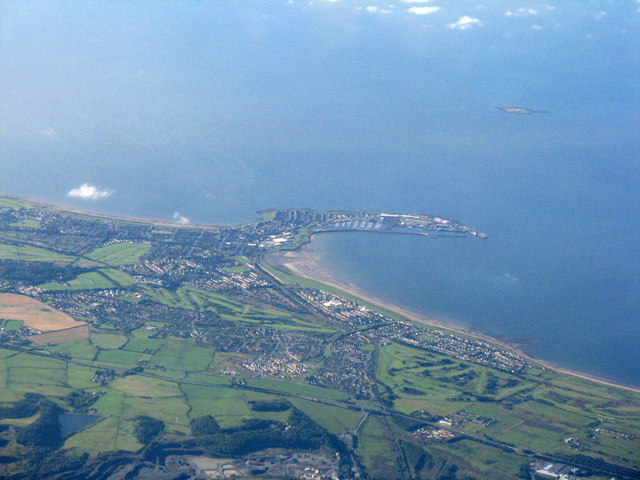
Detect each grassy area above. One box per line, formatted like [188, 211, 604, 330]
[0, 197, 33, 208]
[2, 351, 71, 399]
[0, 242, 76, 263]
[66, 363, 98, 389]
[288, 398, 363, 434]
[39, 271, 116, 291]
[374, 340, 640, 466]
[86, 242, 150, 265]
[185, 372, 232, 385]
[138, 285, 335, 333]
[181, 384, 251, 428]
[46, 339, 97, 361]
[356, 416, 398, 479]
[219, 265, 249, 273]
[91, 333, 128, 349]
[244, 378, 350, 401]
[149, 337, 214, 372]
[122, 336, 166, 353]
[0, 319, 23, 331]
[99, 268, 137, 287]
[95, 349, 143, 367]
[11, 218, 41, 229]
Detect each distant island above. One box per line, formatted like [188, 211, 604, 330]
[498, 106, 547, 115]
[0, 195, 638, 480]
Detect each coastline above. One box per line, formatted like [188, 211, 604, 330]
[1, 194, 224, 230]
[266, 242, 640, 395]
[3, 193, 639, 394]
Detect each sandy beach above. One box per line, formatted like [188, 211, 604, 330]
[266, 242, 640, 395]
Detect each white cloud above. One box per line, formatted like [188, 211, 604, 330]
[446, 16, 482, 30]
[531, 24, 543, 30]
[364, 5, 391, 13]
[408, 6, 441, 14]
[67, 184, 113, 201]
[505, 7, 538, 16]
[40, 128, 58, 139]
[172, 212, 191, 225]
[594, 11, 606, 20]
[401, 0, 433, 3]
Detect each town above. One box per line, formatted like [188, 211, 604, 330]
[0, 198, 638, 480]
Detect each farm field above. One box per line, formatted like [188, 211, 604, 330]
[0, 242, 76, 263]
[86, 242, 150, 265]
[39, 271, 116, 291]
[0, 293, 85, 331]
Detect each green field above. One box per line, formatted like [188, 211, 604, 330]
[11, 218, 41, 229]
[39, 271, 116, 291]
[356, 416, 398, 479]
[244, 378, 350, 401]
[0, 242, 76, 263]
[91, 333, 128, 349]
[0, 319, 23, 331]
[0, 197, 38, 209]
[95, 349, 143, 367]
[288, 398, 363, 434]
[181, 384, 251, 428]
[138, 285, 336, 333]
[99, 268, 137, 287]
[149, 337, 214, 372]
[46, 339, 97, 361]
[123, 336, 166, 353]
[86, 242, 150, 265]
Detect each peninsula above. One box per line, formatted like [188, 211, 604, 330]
[0, 196, 638, 480]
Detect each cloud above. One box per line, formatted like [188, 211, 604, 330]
[67, 184, 113, 200]
[363, 5, 391, 13]
[408, 6, 441, 14]
[594, 11, 606, 20]
[503, 272, 519, 283]
[446, 16, 482, 30]
[172, 212, 191, 225]
[531, 24, 543, 30]
[505, 7, 538, 16]
[40, 128, 58, 139]
[401, 0, 433, 3]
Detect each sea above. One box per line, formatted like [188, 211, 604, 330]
[1, 0, 639, 386]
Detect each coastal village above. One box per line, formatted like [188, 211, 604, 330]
[0, 199, 638, 480]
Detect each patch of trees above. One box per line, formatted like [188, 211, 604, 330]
[15, 403, 63, 450]
[133, 416, 165, 444]
[0, 260, 83, 284]
[249, 400, 292, 412]
[22, 449, 89, 480]
[190, 415, 220, 436]
[401, 386, 426, 396]
[400, 440, 430, 476]
[64, 391, 102, 411]
[391, 415, 433, 432]
[0, 393, 43, 419]
[191, 409, 345, 456]
[554, 453, 640, 478]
